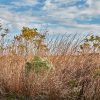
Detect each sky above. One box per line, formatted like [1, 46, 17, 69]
[0, 0, 100, 36]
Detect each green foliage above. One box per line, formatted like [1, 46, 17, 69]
[25, 56, 52, 75]
[93, 69, 100, 78]
[80, 34, 100, 53]
[32, 56, 51, 73]
[21, 27, 48, 50]
[14, 27, 48, 56]
[25, 62, 32, 75]
[68, 79, 78, 88]
[0, 23, 48, 56]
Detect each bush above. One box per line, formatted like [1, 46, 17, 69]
[25, 56, 52, 75]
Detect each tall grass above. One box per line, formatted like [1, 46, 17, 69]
[0, 32, 100, 100]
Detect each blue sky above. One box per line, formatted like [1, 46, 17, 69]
[0, 0, 100, 36]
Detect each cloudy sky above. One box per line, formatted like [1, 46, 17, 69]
[0, 0, 100, 35]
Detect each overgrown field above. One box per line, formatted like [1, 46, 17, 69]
[0, 24, 100, 100]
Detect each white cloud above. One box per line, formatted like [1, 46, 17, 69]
[11, 0, 38, 7]
[0, 0, 100, 35]
[41, 0, 100, 34]
[78, 0, 100, 15]
[43, 0, 57, 10]
[0, 4, 44, 34]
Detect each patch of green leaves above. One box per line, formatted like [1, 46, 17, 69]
[68, 79, 78, 88]
[25, 56, 52, 75]
[80, 34, 100, 53]
[93, 69, 100, 78]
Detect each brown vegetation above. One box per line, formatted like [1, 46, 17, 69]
[0, 24, 100, 100]
[0, 53, 100, 100]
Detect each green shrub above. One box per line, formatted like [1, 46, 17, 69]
[25, 56, 52, 75]
[68, 79, 78, 88]
[80, 34, 100, 53]
[93, 69, 100, 78]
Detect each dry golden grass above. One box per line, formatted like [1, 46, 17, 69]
[0, 33, 100, 100]
[0, 53, 100, 100]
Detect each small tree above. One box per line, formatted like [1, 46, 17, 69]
[80, 34, 100, 54]
[0, 23, 9, 55]
[14, 27, 48, 58]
